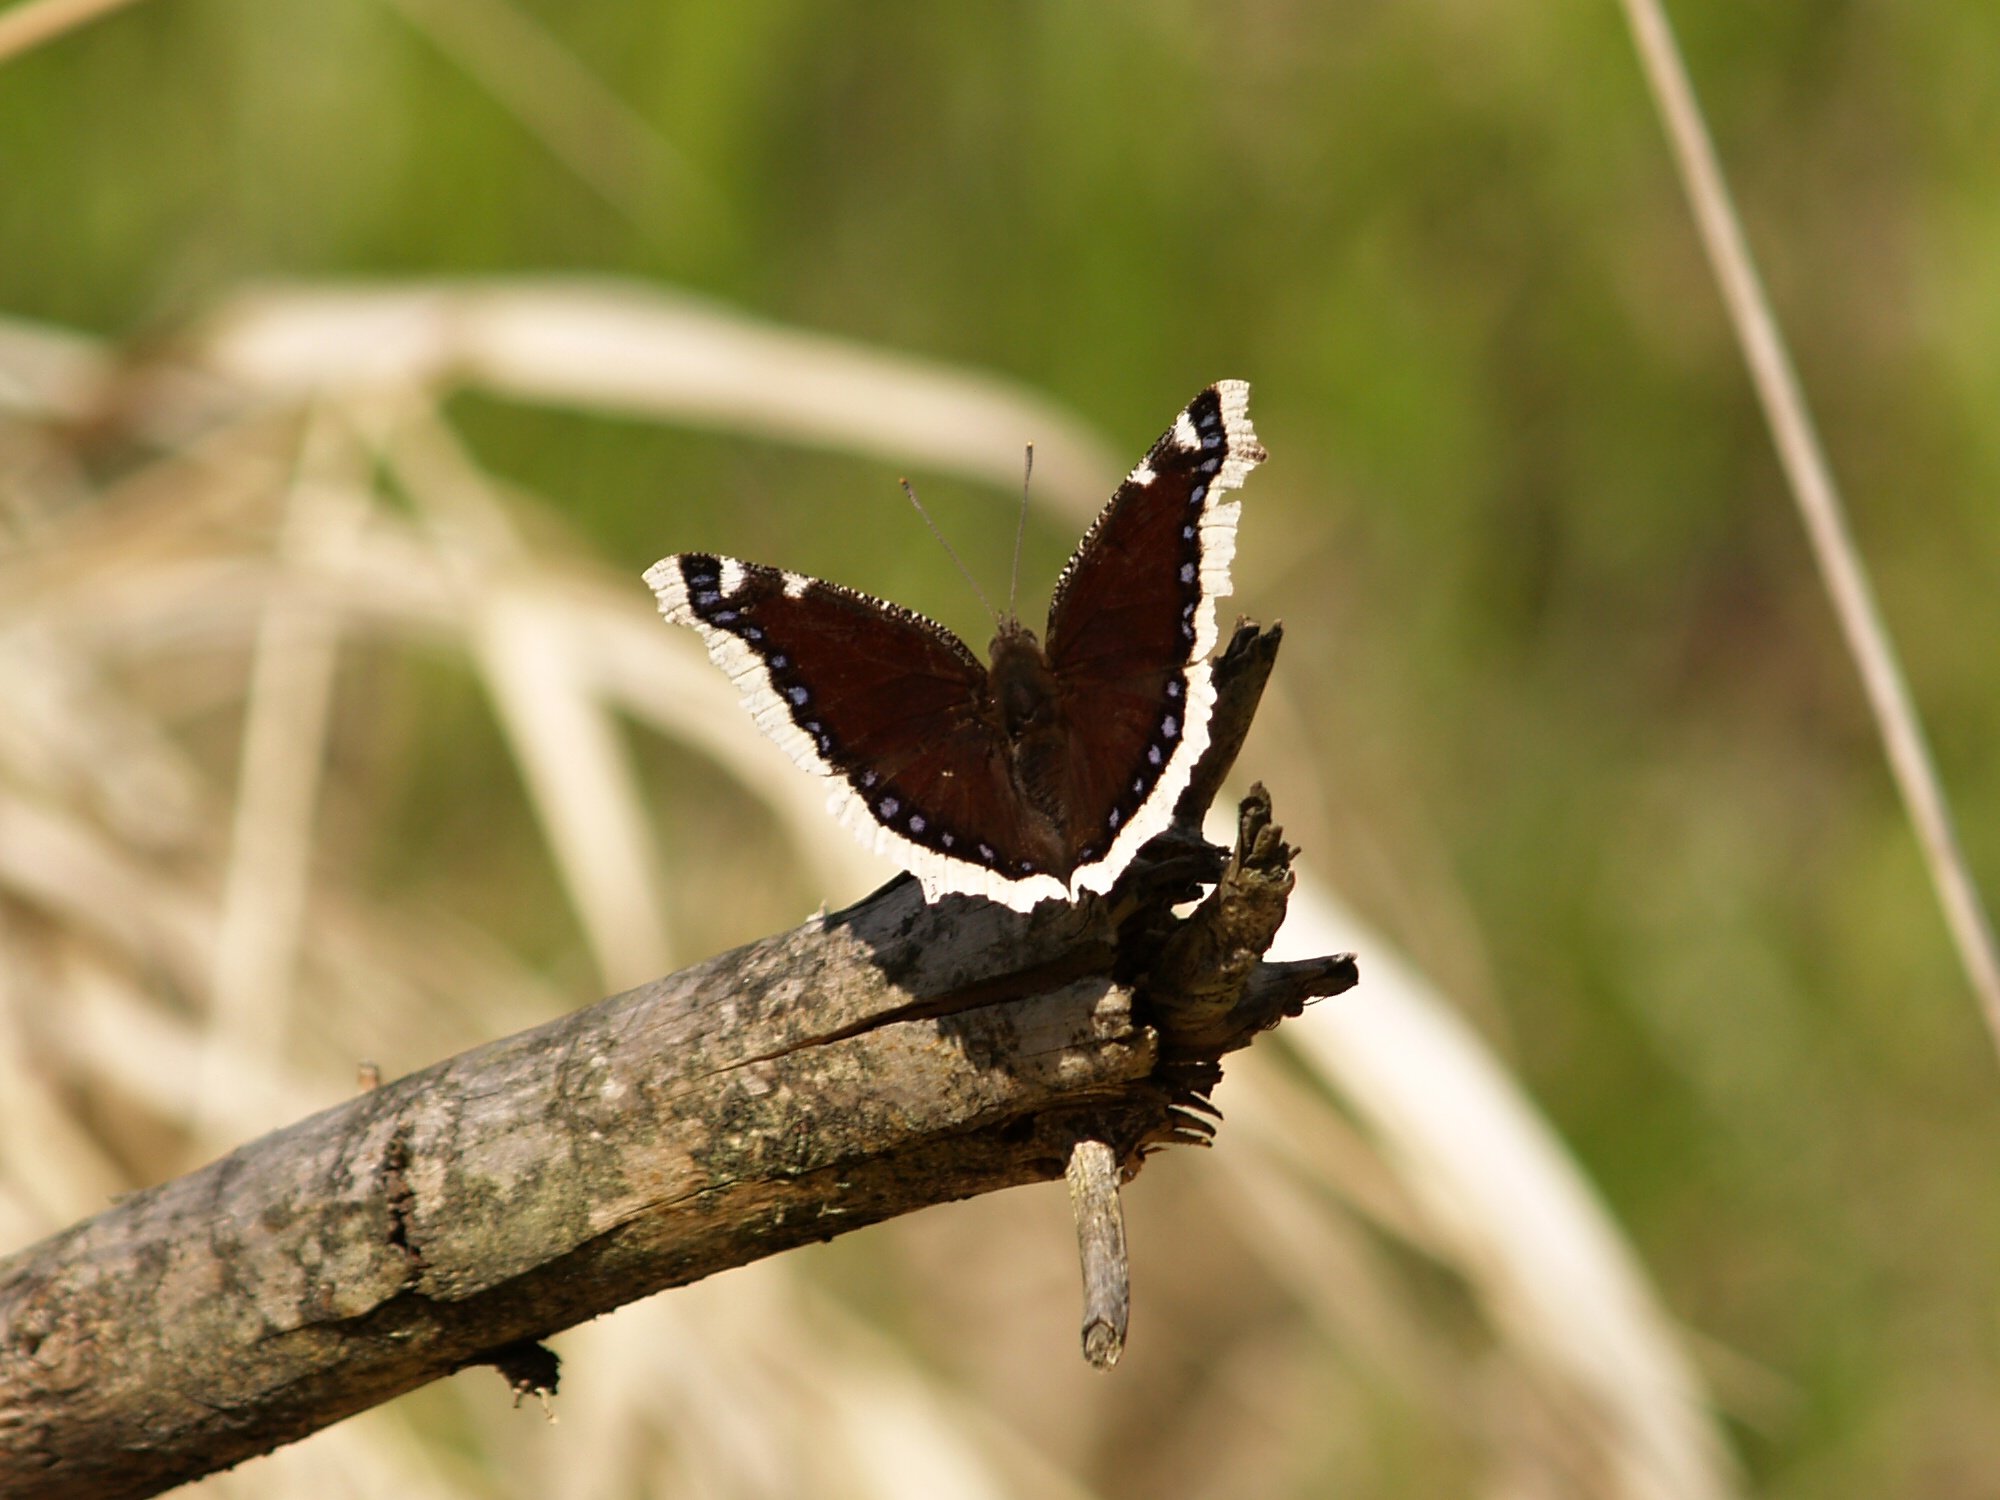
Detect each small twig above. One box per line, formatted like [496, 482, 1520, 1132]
[1149, 786, 1301, 1057]
[1064, 1138, 1129, 1370]
[1175, 622, 1283, 826]
[1619, 0, 2000, 1057]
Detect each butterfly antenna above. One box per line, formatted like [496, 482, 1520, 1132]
[1008, 442, 1033, 627]
[901, 477, 998, 625]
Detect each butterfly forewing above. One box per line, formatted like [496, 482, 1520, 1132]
[645, 554, 1070, 904]
[1042, 381, 1265, 889]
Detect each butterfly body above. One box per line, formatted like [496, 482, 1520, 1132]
[648, 381, 1265, 911]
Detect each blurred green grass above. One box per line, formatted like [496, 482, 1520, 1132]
[6, 0, 2000, 1495]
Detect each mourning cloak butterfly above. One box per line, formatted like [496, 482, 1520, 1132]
[646, 380, 1266, 911]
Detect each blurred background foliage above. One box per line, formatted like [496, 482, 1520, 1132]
[4, 0, 2000, 1496]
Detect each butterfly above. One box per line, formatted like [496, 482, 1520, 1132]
[646, 380, 1265, 911]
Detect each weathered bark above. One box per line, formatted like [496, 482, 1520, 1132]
[0, 624, 1357, 1500]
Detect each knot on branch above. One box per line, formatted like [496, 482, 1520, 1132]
[1147, 785, 1299, 1057]
[1113, 784, 1357, 1156]
[472, 1339, 561, 1417]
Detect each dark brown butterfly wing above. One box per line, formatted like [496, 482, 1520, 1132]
[1041, 381, 1266, 894]
[647, 381, 1265, 910]
[646, 553, 1071, 907]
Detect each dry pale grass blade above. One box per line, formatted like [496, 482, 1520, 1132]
[0, 1062, 129, 1231]
[0, 314, 110, 416]
[63, 480, 468, 658]
[376, 0, 712, 237]
[679, 1265, 1105, 1500]
[322, 483, 911, 937]
[0, 420, 94, 530]
[1247, 667, 1513, 1035]
[0, 311, 244, 455]
[61, 955, 316, 1144]
[189, 280, 1122, 521]
[0, 322, 113, 524]
[1218, 1040, 1438, 1254]
[188, 1400, 477, 1500]
[1618, 0, 2000, 1054]
[472, 589, 677, 987]
[460, 1261, 1111, 1500]
[3, 617, 567, 1131]
[809, 1363, 1028, 1500]
[576, 592, 900, 901]
[1263, 869, 1737, 1500]
[532, 1308, 795, 1500]
[1211, 1054, 1463, 1391]
[0, 936, 133, 1228]
[0, 403, 566, 1128]
[17, 447, 888, 924]
[0, 1186, 43, 1252]
[198, 412, 370, 1130]
[331, 400, 894, 916]
[502, 1288, 807, 1499]
[7, 411, 864, 948]
[380, 404, 677, 987]
[0, 792, 214, 999]
[307, 890, 576, 1058]
[0, 0, 145, 67]
[0, 621, 206, 852]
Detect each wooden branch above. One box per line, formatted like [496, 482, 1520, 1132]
[0, 624, 1358, 1500]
